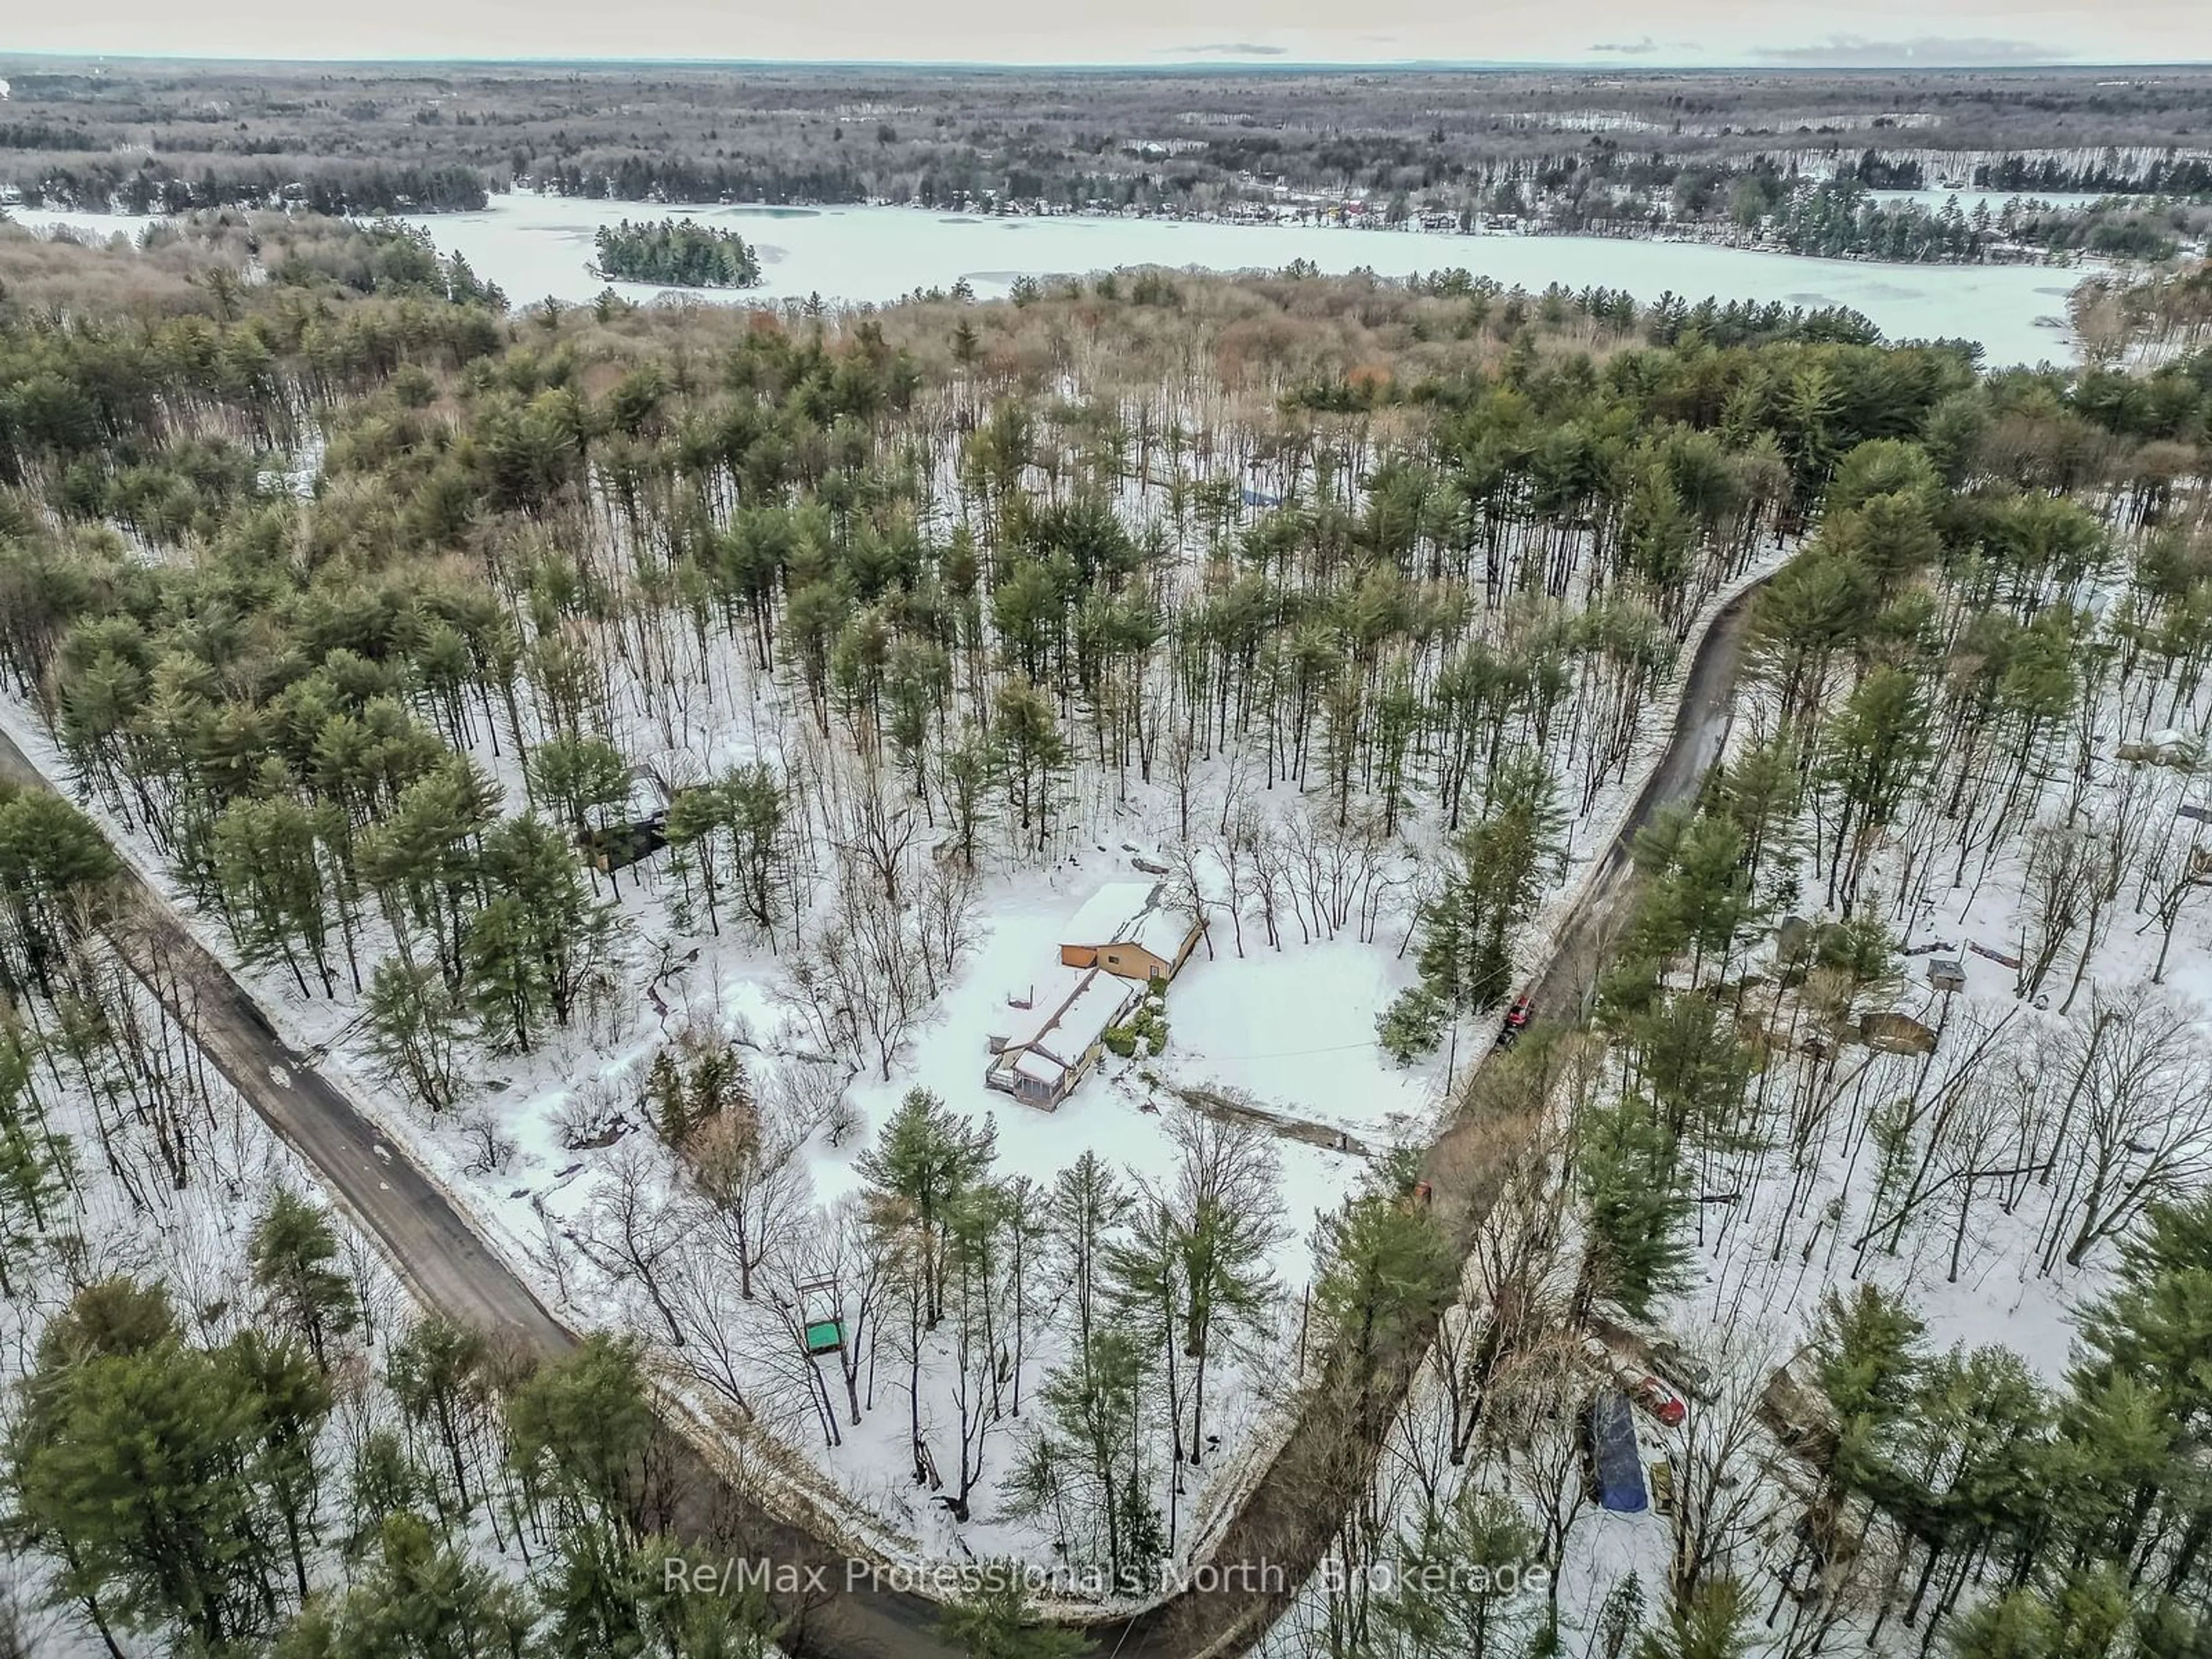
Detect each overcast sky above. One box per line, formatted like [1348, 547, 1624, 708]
[3, 0, 2208, 67]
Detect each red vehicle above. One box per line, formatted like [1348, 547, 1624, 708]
[1630, 1374, 1688, 1428]
[1495, 995, 1534, 1049]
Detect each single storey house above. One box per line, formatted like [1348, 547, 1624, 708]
[985, 878, 1202, 1111]
[1057, 880, 1206, 984]
[985, 966, 1139, 1110]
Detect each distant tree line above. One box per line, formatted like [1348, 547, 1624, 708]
[15, 159, 490, 216]
[1979, 151, 2212, 195]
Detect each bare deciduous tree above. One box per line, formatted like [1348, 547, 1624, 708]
[682, 1097, 810, 1301]
[577, 1142, 689, 1348]
[914, 850, 982, 998]
[2037, 989, 2212, 1270]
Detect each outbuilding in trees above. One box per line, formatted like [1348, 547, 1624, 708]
[1584, 1389, 1650, 1514]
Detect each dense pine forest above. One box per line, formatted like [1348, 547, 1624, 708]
[591, 219, 764, 290]
[1750, 179, 2208, 264]
[0, 207, 2210, 1658]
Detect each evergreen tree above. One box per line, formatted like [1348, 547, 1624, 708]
[991, 679, 1066, 854]
[0, 787, 119, 997]
[359, 757, 498, 989]
[1418, 752, 1563, 1016]
[1573, 1093, 1694, 1323]
[1376, 984, 1448, 1063]
[213, 793, 345, 997]
[506, 1335, 659, 1537]
[1369, 1487, 1541, 1658]
[0, 1025, 73, 1297]
[8, 1283, 319, 1652]
[274, 1512, 535, 1659]
[363, 957, 469, 1112]
[249, 1187, 362, 1370]
[1309, 1191, 1460, 1400]
[1818, 665, 1934, 911]
[386, 1316, 493, 1520]
[934, 1569, 1089, 1659]
[1634, 1577, 1754, 1659]
[528, 733, 631, 835]
[858, 1088, 998, 1327]
[630, 1536, 782, 1659]
[466, 816, 610, 1051]
[592, 219, 763, 289]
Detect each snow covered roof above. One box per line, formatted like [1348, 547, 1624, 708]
[993, 967, 1139, 1100]
[1062, 881, 1160, 949]
[1013, 1050, 1065, 1086]
[1115, 898, 1197, 963]
[1031, 969, 1139, 1067]
[994, 965, 1090, 1051]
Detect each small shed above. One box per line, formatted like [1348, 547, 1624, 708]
[1059, 882, 1160, 970]
[1588, 1391, 1649, 1514]
[578, 813, 669, 873]
[1927, 959, 1966, 994]
[796, 1277, 844, 1356]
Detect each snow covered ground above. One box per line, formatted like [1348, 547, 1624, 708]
[1158, 935, 1435, 1139]
[0, 517, 1787, 1600]
[0, 958, 422, 1657]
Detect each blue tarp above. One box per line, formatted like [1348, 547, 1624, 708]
[1590, 1391, 1649, 1513]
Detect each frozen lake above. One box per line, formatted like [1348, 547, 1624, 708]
[11, 194, 2087, 366]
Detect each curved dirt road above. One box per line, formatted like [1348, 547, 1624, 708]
[0, 571, 1758, 1659]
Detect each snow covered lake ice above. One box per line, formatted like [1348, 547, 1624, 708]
[12, 193, 2088, 366]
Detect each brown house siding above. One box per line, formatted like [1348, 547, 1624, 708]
[1100, 945, 1170, 980]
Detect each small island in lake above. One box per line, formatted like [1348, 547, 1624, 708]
[591, 217, 763, 288]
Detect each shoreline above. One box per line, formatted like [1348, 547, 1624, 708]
[8, 184, 2135, 275]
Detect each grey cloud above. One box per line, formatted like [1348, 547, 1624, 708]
[1751, 35, 2071, 67]
[1591, 37, 1662, 56]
